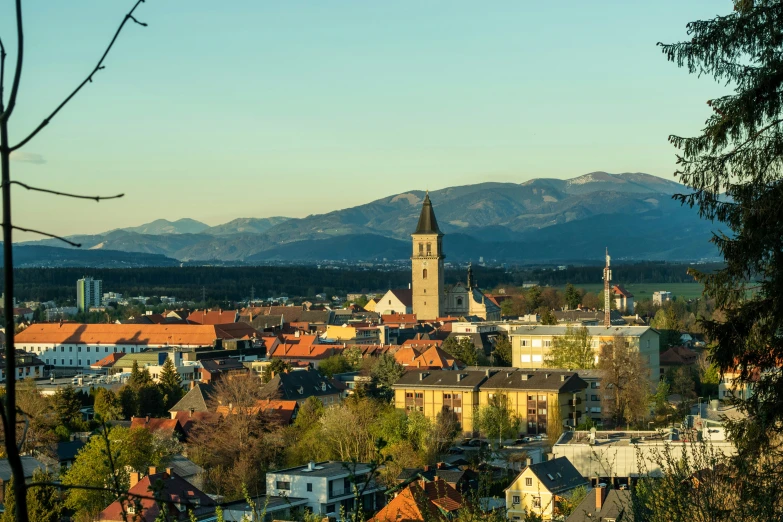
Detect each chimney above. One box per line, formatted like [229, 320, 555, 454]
[148, 466, 157, 476]
[189, 407, 194, 418]
[525, 457, 532, 467]
[166, 468, 174, 478]
[485, 369, 490, 377]
[561, 375, 566, 381]
[436, 462, 445, 470]
[423, 465, 431, 472]
[307, 461, 315, 471]
[130, 472, 140, 488]
[456, 373, 463, 382]
[145, 415, 150, 424]
[596, 485, 607, 511]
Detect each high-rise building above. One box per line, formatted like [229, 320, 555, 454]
[76, 277, 102, 312]
[411, 192, 444, 320]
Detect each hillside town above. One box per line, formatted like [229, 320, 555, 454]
[0, 196, 744, 522]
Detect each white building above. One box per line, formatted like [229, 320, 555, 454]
[44, 307, 78, 321]
[76, 277, 102, 312]
[265, 461, 385, 517]
[652, 291, 673, 306]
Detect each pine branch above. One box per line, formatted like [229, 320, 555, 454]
[2, 224, 81, 247]
[10, 0, 147, 151]
[5, 181, 124, 202]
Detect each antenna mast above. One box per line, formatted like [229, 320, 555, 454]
[603, 248, 612, 327]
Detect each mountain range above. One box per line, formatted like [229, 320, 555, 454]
[21, 172, 720, 265]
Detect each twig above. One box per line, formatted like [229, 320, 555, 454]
[4, 180, 124, 202]
[16, 410, 29, 452]
[0, 0, 23, 124]
[0, 36, 6, 111]
[2, 224, 81, 247]
[10, 0, 147, 151]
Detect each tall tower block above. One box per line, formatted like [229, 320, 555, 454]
[411, 192, 444, 320]
[603, 248, 612, 328]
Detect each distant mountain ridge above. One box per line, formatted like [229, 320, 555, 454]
[21, 172, 719, 265]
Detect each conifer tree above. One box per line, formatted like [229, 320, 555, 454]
[158, 357, 184, 409]
[660, 1, 783, 484]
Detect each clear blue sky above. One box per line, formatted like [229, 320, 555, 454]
[2, 0, 730, 239]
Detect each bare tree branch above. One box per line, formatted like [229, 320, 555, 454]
[16, 410, 28, 453]
[10, 0, 147, 151]
[0, 0, 23, 124]
[4, 180, 124, 201]
[2, 224, 81, 247]
[0, 37, 6, 112]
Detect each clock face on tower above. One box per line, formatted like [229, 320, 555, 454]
[423, 261, 428, 266]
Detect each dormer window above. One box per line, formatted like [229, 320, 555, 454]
[127, 506, 136, 515]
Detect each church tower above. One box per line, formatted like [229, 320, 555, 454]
[411, 192, 444, 320]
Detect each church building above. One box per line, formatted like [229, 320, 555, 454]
[410, 193, 500, 321]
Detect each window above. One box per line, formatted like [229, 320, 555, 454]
[69, 347, 72, 352]
[453, 393, 461, 400]
[326, 505, 335, 514]
[532, 354, 542, 362]
[78, 346, 82, 352]
[528, 408, 536, 415]
[78, 360, 82, 366]
[544, 340, 551, 347]
[105, 347, 109, 352]
[87, 347, 90, 352]
[457, 298, 463, 306]
[61, 359, 64, 365]
[276, 481, 291, 491]
[520, 339, 529, 347]
[415, 393, 423, 399]
[525, 478, 532, 487]
[443, 393, 451, 399]
[406, 392, 413, 398]
[533, 497, 541, 508]
[307, 483, 313, 492]
[453, 407, 462, 413]
[538, 409, 547, 415]
[591, 382, 600, 389]
[512, 495, 520, 504]
[426, 243, 431, 254]
[591, 395, 599, 401]
[389, 300, 391, 305]
[419, 243, 424, 255]
[538, 395, 546, 401]
[422, 268, 428, 279]
[521, 355, 531, 363]
[528, 395, 535, 401]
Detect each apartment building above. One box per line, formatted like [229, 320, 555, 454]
[509, 326, 660, 383]
[392, 368, 588, 436]
[76, 276, 102, 312]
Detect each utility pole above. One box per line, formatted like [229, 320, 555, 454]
[603, 248, 612, 328]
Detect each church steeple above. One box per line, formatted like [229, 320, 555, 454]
[467, 262, 475, 289]
[414, 191, 441, 235]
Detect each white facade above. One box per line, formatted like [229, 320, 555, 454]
[376, 289, 412, 315]
[652, 291, 673, 306]
[76, 277, 102, 312]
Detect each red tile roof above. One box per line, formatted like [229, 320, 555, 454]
[612, 285, 634, 298]
[394, 346, 422, 366]
[187, 309, 238, 325]
[271, 334, 342, 360]
[411, 346, 462, 370]
[660, 346, 699, 366]
[130, 417, 182, 438]
[382, 314, 418, 326]
[90, 353, 125, 368]
[403, 339, 442, 349]
[370, 479, 466, 522]
[97, 471, 214, 521]
[216, 399, 298, 424]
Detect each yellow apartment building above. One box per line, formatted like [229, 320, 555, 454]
[392, 368, 587, 436]
[509, 326, 660, 383]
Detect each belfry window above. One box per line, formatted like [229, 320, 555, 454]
[457, 298, 463, 306]
[423, 269, 428, 279]
[419, 243, 424, 255]
[426, 243, 432, 255]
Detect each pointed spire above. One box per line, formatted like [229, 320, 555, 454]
[467, 262, 474, 289]
[414, 192, 441, 234]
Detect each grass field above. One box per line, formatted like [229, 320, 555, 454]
[560, 283, 705, 301]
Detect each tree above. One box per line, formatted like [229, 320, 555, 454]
[158, 357, 184, 409]
[318, 355, 353, 378]
[93, 387, 122, 421]
[52, 386, 83, 431]
[526, 286, 543, 311]
[696, 351, 720, 397]
[370, 353, 406, 402]
[544, 326, 595, 370]
[538, 307, 557, 325]
[129, 360, 152, 387]
[659, 1, 783, 473]
[650, 306, 683, 348]
[540, 287, 564, 311]
[474, 394, 520, 444]
[546, 399, 563, 447]
[343, 346, 364, 369]
[25, 469, 62, 522]
[564, 284, 582, 310]
[262, 359, 291, 383]
[442, 337, 479, 366]
[581, 292, 601, 310]
[669, 366, 697, 410]
[492, 335, 512, 366]
[597, 335, 650, 427]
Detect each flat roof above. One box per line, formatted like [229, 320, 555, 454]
[269, 461, 371, 478]
[510, 325, 653, 337]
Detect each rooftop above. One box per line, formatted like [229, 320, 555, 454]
[270, 461, 371, 478]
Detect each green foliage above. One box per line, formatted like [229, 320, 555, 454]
[650, 306, 684, 348]
[63, 426, 162, 519]
[370, 353, 406, 401]
[474, 394, 520, 442]
[129, 360, 153, 387]
[94, 387, 123, 421]
[158, 357, 184, 409]
[652, 380, 671, 416]
[544, 326, 595, 369]
[526, 286, 543, 310]
[318, 355, 354, 378]
[492, 335, 512, 366]
[262, 359, 291, 383]
[26, 469, 63, 522]
[52, 385, 83, 430]
[539, 307, 557, 325]
[564, 283, 582, 310]
[343, 346, 364, 369]
[442, 337, 479, 366]
[558, 485, 588, 519]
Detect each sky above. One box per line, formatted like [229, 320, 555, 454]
[1, 0, 731, 240]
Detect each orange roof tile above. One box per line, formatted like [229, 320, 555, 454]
[411, 346, 461, 370]
[15, 323, 256, 346]
[129, 417, 182, 437]
[394, 346, 422, 366]
[370, 479, 465, 522]
[90, 353, 125, 368]
[187, 309, 238, 325]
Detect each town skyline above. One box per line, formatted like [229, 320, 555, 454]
[4, 0, 723, 240]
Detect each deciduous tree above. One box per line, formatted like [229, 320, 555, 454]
[597, 335, 649, 427]
[474, 394, 520, 444]
[544, 326, 595, 370]
[442, 337, 479, 366]
[492, 335, 512, 366]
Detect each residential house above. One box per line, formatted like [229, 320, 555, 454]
[266, 461, 385, 517]
[187, 309, 238, 325]
[165, 455, 206, 491]
[269, 331, 343, 368]
[216, 398, 299, 425]
[659, 346, 699, 380]
[573, 369, 603, 422]
[370, 478, 466, 522]
[509, 326, 660, 383]
[396, 463, 478, 495]
[323, 324, 383, 345]
[565, 487, 632, 522]
[394, 346, 423, 367]
[130, 417, 186, 440]
[108, 351, 201, 387]
[221, 495, 310, 522]
[364, 298, 379, 313]
[199, 357, 248, 383]
[0, 350, 45, 383]
[260, 367, 344, 406]
[0, 457, 48, 503]
[169, 383, 216, 417]
[505, 457, 589, 521]
[652, 291, 673, 306]
[411, 345, 465, 370]
[377, 289, 413, 315]
[97, 468, 215, 521]
[56, 440, 86, 470]
[382, 314, 418, 329]
[612, 286, 634, 314]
